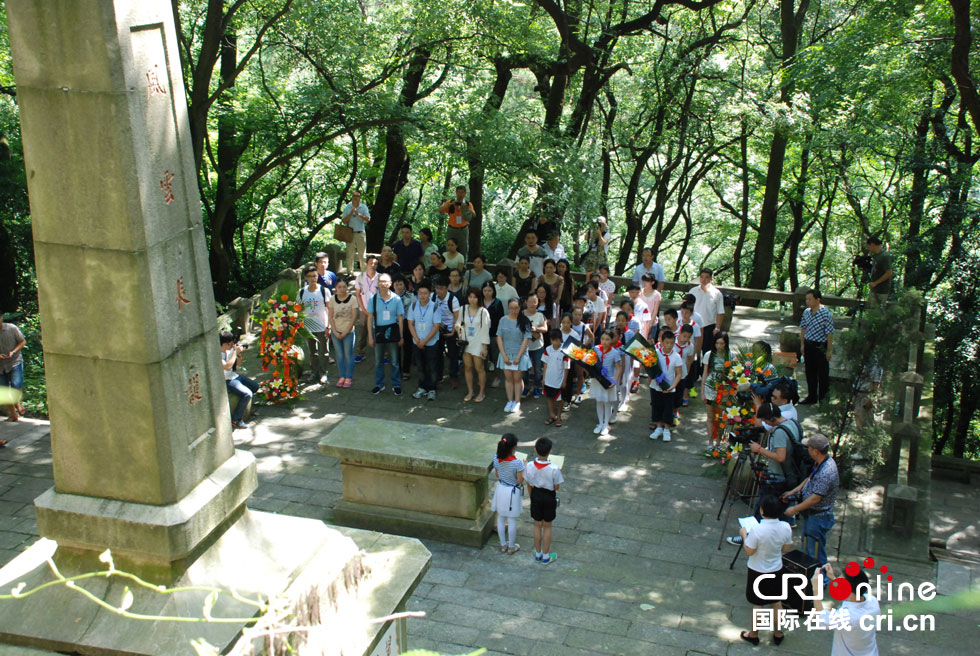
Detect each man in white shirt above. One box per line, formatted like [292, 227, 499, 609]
[812, 563, 881, 656]
[632, 248, 666, 291]
[689, 268, 725, 355]
[354, 255, 379, 362]
[772, 382, 799, 421]
[299, 266, 330, 384]
[541, 228, 567, 263]
[494, 269, 519, 306]
[341, 191, 371, 274]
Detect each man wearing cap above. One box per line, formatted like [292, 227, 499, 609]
[439, 185, 473, 259]
[782, 434, 839, 566]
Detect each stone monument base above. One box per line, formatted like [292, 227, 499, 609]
[334, 498, 494, 548]
[0, 510, 430, 656]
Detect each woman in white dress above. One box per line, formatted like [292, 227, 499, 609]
[456, 288, 491, 402]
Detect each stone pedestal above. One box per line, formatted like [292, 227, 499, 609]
[0, 511, 431, 656]
[883, 483, 918, 538]
[319, 417, 500, 546]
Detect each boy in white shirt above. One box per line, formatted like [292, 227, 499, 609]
[524, 436, 565, 564]
[584, 281, 607, 335]
[675, 324, 696, 407]
[299, 266, 330, 384]
[541, 330, 570, 427]
[649, 329, 684, 442]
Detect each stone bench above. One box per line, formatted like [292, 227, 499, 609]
[319, 417, 502, 546]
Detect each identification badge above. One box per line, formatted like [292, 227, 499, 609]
[382, 310, 391, 321]
[468, 327, 475, 337]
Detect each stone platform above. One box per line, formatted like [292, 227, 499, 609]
[319, 417, 500, 546]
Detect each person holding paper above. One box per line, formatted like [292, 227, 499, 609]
[739, 495, 794, 647]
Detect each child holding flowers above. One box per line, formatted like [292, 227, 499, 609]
[592, 330, 623, 436]
[650, 329, 684, 442]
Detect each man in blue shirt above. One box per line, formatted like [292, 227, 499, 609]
[408, 280, 443, 400]
[632, 248, 665, 292]
[314, 252, 338, 293]
[799, 289, 834, 404]
[783, 434, 839, 567]
[367, 273, 404, 396]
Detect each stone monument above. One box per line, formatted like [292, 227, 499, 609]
[0, 1, 429, 653]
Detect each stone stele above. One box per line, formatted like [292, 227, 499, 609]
[0, 1, 429, 653]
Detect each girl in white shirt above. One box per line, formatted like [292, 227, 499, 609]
[456, 288, 491, 402]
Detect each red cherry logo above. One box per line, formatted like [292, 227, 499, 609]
[880, 565, 888, 573]
[845, 561, 860, 577]
[829, 578, 852, 601]
[863, 557, 875, 568]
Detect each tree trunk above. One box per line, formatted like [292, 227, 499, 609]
[905, 105, 931, 288]
[466, 60, 513, 256]
[368, 49, 431, 251]
[746, 0, 809, 296]
[787, 130, 813, 290]
[732, 120, 750, 287]
[209, 26, 242, 300]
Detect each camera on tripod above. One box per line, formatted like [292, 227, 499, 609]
[729, 425, 766, 448]
[853, 254, 874, 284]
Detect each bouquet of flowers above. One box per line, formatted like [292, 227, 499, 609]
[252, 283, 312, 403]
[620, 334, 669, 390]
[562, 343, 613, 389]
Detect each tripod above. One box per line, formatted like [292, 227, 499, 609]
[715, 441, 764, 569]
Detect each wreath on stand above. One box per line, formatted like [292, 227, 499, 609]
[252, 282, 312, 403]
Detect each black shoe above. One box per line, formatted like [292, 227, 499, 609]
[371, 385, 385, 395]
[393, 387, 402, 396]
[740, 631, 760, 646]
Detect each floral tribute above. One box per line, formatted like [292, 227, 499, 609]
[562, 343, 613, 388]
[620, 334, 668, 390]
[707, 344, 772, 463]
[253, 285, 311, 403]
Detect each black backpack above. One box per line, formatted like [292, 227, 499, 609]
[773, 419, 813, 488]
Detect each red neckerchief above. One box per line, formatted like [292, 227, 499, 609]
[500, 455, 517, 462]
[614, 338, 623, 348]
[597, 343, 612, 366]
[656, 344, 671, 368]
[532, 459, 551, 470]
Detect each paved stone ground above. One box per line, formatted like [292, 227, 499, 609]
[0, 308, 977, 655]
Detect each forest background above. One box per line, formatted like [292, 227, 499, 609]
[0, 0, 979, 459]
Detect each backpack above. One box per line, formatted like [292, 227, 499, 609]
[773, 419, 813, 488]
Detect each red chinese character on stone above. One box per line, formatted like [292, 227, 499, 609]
[146, 65, 168, 98]
[185, 373, 204, 406]
[176, 277, 191, 312]
[160, 170, 175, 205]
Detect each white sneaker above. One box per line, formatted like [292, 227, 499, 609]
[662, 429, 672, 442]
[511, 402, 521, 414]
[609, 412, 618, 424]
[594, 424, 603, 435]
[504, 401, 514, 412]
[427, 390, 437, 401]
[649, 427, 664, 440]
[412, 388, 426, 399]
[600, 424, 610, 436]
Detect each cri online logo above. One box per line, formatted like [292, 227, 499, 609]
[755, 556, 938, 603]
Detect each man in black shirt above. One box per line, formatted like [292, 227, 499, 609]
[865, 236, 893, 308]
[376, 245, 402, 277]
[392, 223, 424, 269]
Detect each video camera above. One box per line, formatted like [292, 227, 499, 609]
[853, 254, 874, 284]
[729, 425, 766, 448]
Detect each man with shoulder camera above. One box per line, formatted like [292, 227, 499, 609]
[782, 433, 839, 567]
[865, 236, 892, 309]
[727, 402, 803, 546]
[439, 185, 473, 259]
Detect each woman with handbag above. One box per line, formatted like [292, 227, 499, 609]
[457, 288, 491, 402]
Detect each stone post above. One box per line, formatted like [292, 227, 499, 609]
[6, 0, 255, 575]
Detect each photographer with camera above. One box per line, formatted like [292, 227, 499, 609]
[782, 434, 839, 567]
[865, 236, 892, 309]
[727, 402, 803, 546]
[439, 185, 474, 259]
